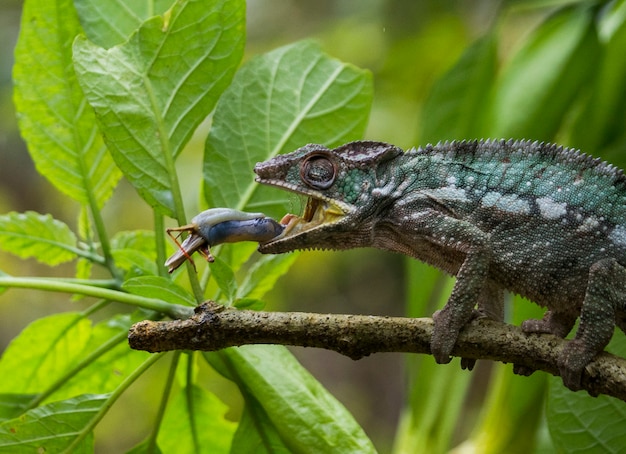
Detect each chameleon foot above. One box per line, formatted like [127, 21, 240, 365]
[431, 309, 456, 364]
[558, 339, 594, 392]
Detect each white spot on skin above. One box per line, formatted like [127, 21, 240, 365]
[576, 216, 600, 234]
[481, 192, 531, 215]
[423, 187, 469, 203]
[409, 211, 431, 221]
[609, 226, 626, 248]
[536, 197, 567, 220]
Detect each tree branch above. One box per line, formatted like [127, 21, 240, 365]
[128, 301, 626, 401]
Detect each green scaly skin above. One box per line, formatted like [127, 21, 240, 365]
[254, 139, 626, 392]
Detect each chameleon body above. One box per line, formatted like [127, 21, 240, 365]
[253, 139, 626, 391]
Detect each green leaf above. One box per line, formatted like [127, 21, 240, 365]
[0, 313, 89, 394]
[0, 312, 147, 402]
[75, 0, 173, 48]
[206, 346, 376, 453]
[231, 396, 291, 454]
[0, 394, 104, 453]
[0, 211, 78, 266]
[420, 32, 498, 143]
[208, 256, 237, 302]
[157, 384, 236, 454]
[570, 1, 626, 152]
[547, 331, 626, 453]
[111, 230, 156, 252]
[123, 276, 195, 306]
[203, 40, 373, 219]
[548, 387, 626, 453]
[599, 0, 626, 41]
[111, 230, 158, 276]
[0, 395, 37, 422]
[233, 298, 265, 310]
[112, 249, 158, 277]
[236, 253, 298, 301]
[75, 258, 93, 281]
[13, 0, 121, 208]
[126, 439, 164, 454]
[487, 5, 600, 140]
[214, 242, 259, 275]
[53, 315, 151, 400]
[73, 0, 246, 216]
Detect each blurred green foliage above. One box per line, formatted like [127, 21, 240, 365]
[0, 0, 625, 452]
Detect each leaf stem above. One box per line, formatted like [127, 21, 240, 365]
[71, 244, 108, 264]
[44, 277, 120, 289]
[26, 330, 129, 410]
[154, 212, 168, 278]
[89, 203, 120, 278]
[72, 96, 121, 280]
[0, 276, 194, 319]
[147, 351, 181, 454]
[186, 353, 201, 453]
[142, 75, 186, 224]
[62, 352, 165, 454]
[142, 74, 204, 302]
[81, 298, 112, 317]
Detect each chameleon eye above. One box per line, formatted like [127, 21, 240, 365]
[300, 154, 336, 189]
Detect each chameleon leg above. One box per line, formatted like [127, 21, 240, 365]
[387, 208, 491, 364]
[521, 310, 578, 338]
[512, 310, 578, 376]
[476, 282, 505, 321]
[431, 230, 491, 365]
[616, 312, 626, 334]
[559, 258, 626, 391]
[461, 283, 504, 370]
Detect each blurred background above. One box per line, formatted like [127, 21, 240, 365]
[0, 1, 583, 451]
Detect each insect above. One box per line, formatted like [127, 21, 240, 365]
[165, 208, 284, 273]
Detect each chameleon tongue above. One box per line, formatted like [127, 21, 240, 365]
[279, 213, 301, 235]
[279, 213, 298, 225]
[278, 197, 320, 227]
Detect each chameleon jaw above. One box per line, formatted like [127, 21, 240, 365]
[253, 175, 354, 246]
[275, 196, 350, 239]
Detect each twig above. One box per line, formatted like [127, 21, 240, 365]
[128, 301, 626, 401]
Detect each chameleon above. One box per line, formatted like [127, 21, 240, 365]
[252, 139, 626, 391]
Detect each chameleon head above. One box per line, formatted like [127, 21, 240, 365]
[254, 141, 403, 253]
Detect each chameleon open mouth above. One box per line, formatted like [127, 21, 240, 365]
[254, 159, 354, 246]
[277, 196, 348, 238]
